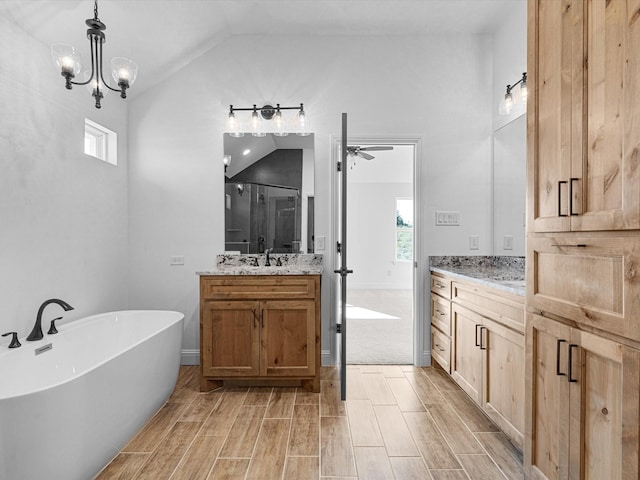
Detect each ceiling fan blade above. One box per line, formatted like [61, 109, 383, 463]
[358, 146, 394, 151]
[358, 152, 375, 160]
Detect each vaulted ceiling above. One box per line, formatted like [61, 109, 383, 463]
[1, 0, 524, 93]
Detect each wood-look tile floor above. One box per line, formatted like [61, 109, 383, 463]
[96, 365, 523, 480]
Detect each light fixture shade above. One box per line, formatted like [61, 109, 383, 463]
[51, 44, 82, 76]
[111, 57, 138, 87]
[227, 111, 244, 137]
[504, 91, 513, 114]
[223, 154, 231, 167]
[273, 110, 288, 136]
[251, 108, 266, 137]
[83, 70, 107, 96]
[296, 106, 311, 136]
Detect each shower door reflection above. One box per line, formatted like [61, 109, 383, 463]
[225, 182, 302, 254]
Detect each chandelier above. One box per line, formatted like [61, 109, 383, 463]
[51, 0, 138, 109]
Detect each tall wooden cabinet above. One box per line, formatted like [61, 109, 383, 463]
[526, 1, 640, 478]
[200, 275, 321, 392]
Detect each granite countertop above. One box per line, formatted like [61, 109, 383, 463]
[197, 253, 324, 276]
[429, 256, 525, 296]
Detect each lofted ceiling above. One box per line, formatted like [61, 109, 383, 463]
[0, 0, 524, 94]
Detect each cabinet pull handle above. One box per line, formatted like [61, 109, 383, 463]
[569, 178, 579, 216]
[556, 339, 567, 376]
[435, 283, 445, 289]
[475, 324, 482, 347]
[479, 326, 487, 350]
[550, 244, 587, 248]
[558, 180, 568, 217]
[568, 344, 578, 383]
[261, 309, 265, 328]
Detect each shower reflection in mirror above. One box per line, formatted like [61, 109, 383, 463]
[224, 133, 314, 254]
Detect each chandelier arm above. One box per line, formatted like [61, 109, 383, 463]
[97, 39, 120, 93]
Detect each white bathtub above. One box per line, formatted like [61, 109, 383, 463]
[0, 310, 184, 480]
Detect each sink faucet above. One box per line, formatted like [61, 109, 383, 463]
[26, 298, 74, 341]
[265, 249, 271, 267]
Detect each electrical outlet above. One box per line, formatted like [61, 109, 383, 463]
[170, 255, 185, 266]
[316, 236, 326, 251]
[503, 235, 514, 250]
[469, 235, 479, 250]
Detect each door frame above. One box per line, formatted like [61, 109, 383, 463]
[329, 134, 427, 366]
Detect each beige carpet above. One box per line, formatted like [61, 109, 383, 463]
[345, 289, 413, 364]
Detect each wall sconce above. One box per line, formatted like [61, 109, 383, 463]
[499, 72, 527, 115]
[226, 103, 310, 137]
[236, 183, 245, 196]
[223, 154, 231, 173]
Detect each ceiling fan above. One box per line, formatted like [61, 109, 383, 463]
[346, 145, 394, 161]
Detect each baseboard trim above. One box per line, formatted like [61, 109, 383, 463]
[181, 349, 200, 365]
[321, 349, 333, 366]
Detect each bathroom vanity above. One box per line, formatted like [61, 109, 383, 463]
[198, 254, 322, 392]
[429, 256, 525, 449]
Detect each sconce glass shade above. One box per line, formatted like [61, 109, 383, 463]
[251, 108, 266, 137]
[111, 57, 138, 87]
[273, 109, 288, 136]
[520, 83, 527, 102]
[504, 91, 513, 114]
[51, 44, 82, 77]
[83, 70, 107, 96]
[227, 111, 244, 137]
[296, 106, 310, 136]
[223, 154, 231, 167]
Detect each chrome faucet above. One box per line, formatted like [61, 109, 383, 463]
[26, 299, 74, 341]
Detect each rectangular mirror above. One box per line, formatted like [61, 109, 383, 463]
[224, 133, 314, 254]
[493, 114, 526, 255]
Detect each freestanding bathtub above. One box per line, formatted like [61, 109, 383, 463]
[0, 310, 184, 480]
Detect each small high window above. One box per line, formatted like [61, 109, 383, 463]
[84, 118, 117, 165]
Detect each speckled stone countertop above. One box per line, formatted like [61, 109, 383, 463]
[197, 253, 324, 276]
[430, 256, 525, 296]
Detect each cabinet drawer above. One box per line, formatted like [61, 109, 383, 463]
[528, 235, 640, 341]
[431, 293, 451, 335]
[452, 281, 524, 333]
[431, 274, 451, 299]
[431, 326, 450, 373]
[201, 275, 318, 300]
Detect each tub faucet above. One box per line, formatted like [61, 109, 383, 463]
[26, 299, 74, 341]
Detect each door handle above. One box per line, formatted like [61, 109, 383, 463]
[568, 344, 578, 383]
[558, 180, 568, 217]
[261, 309, 265, 328]
[479, 326, 487, 350]
[556, 339, 566, 376]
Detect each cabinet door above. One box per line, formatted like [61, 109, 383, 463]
[483, 317, 525, 450]
[525, 314, 572, 480]
[528, 0, 583, 233]
[568, 328, 640, 480]
[261, 299, 316, 377]
[201, 300, 260, 377]
[451, 305, 484, 404]
[572, 0, 640, 231]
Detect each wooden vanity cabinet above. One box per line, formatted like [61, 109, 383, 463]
[200, 275, 321, 392]
[525, 313, 640, 480]
[430, 273, 452, 373]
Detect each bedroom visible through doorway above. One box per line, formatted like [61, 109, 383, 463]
[345, 143, 415, 364]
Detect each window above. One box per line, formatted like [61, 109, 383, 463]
[84, 118, 117, 165]
[396, 198, 413, 262]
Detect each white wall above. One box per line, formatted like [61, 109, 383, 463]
[127, 34, 493, 364]
[0, 15, 129, 343]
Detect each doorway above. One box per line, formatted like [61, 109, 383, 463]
[345, 144, 415, 364]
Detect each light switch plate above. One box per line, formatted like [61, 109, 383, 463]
[435, 211, 460, 226]
[503, 235, 513, 250]
[316, 236, 326, 251]
[469, 235, 479, 250]
[170, 255, 185, 265]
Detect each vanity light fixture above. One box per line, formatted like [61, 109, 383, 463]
[499, 72, 527, 115]
[223, 154, 231, 173]
[51, 0, 138, 109]
[226, 103, 310, 137]
[236, 183, 245, 196]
